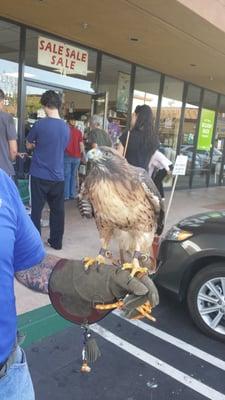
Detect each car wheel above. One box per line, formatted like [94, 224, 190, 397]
[187, 263, 225, 341]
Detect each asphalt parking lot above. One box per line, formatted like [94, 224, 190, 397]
[26, 288, 225, 400]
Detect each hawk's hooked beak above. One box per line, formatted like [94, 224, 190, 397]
[86, 148, 103, 162]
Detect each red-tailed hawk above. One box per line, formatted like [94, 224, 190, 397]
[81, 146, 164, 276]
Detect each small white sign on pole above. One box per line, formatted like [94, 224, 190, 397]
[165, 154, 188, 223]
[172, 154, 188, 176]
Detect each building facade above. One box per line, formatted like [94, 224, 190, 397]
[1, 16, 225, 189]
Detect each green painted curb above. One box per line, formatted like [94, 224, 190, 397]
[18, 304, 72, 348]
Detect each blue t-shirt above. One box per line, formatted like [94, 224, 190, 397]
[0, 170, 45, 363]
[27, 117, 69, 181]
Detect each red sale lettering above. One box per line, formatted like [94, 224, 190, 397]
[56, 57, 63, 67]
[58, 45, 63, 55]
[82, 53, 87, 62]
[45, 42, 52, 52]
[70, 60, 76, 69]
[65, 48, 70, 57]
[50, 55, 56, 65]
[70, 50, 76, 59]
[39, 40, 45, 50]
[52, 44, 58, 54]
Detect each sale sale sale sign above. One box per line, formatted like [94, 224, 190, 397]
[38, 36, 88, 76]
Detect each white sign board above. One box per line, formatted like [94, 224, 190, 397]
[38, 36, 88, 76]
[172, 155, 188, 176]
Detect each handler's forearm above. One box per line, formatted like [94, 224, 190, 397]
[15, 254, 61, 294]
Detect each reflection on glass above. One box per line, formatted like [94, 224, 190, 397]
[159, 77, 183, 188]
[25, 86, 47, 137]
[178, 85, 201, 188]
[0, 21, 20, 123]
[132, 67, 160, 120]
[25, 85, 92, 141]
[159, 77, 183, 163]
[192, 90, 217, 187]
[98, 55, 131, 145]
[212, 95, 225, 186]
[25, 65, 95, 93]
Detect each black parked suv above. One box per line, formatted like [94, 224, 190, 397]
[155, 211, 225, 342]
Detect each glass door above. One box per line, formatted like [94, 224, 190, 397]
[91, 92, 109, 131]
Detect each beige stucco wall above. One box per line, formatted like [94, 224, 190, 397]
[178, 0, 225, 33]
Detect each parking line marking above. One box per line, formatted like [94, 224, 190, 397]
[113, 310, 225, 372]
[91, 324, 225, 400]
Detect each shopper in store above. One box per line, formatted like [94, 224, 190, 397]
[88, 114, 112, 149]
[26, 90, 69, 250]
[118, 104, 159, 171]
[64, 115, 85, 200]
[0, 89, 18, 176]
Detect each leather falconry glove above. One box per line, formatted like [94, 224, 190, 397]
[48, 259, 159, 325]
[49, 259, 159, 372]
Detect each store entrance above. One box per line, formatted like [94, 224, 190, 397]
[23, 81, 108, 142]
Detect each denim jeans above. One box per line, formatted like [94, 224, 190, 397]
[64, 155, 80, 199]
[0, 346, 35, 400]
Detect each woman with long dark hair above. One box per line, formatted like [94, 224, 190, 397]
[118, 105, 159, 170]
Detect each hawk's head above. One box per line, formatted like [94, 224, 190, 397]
[87, 146, 127, 176]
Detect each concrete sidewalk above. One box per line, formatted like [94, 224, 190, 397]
[15, 185, 225, 315]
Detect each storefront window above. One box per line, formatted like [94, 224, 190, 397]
[159, 76, 183, 163]
[132, 67, 161, 120]
[212, 95, 225, 186]
[24, 29, 97, 138]
[25, 30, 97, 93]
[98, 54, 131, 144]
[192, 90, 218, 187]
[0, 20, 20, 128]
[178, 84, 201, 188]
[158, 77, 183, 189]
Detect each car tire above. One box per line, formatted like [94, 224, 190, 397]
[187, 263, 225, 342]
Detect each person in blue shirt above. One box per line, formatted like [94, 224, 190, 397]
[26, 90, 69, 250]
[0, 168, 46, 399]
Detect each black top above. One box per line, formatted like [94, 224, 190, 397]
[120, 129, 150, 170]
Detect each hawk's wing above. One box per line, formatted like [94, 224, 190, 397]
[131, 166, 165, 235]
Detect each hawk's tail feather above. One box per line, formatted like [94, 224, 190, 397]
[156, 206, 165, 236]
[78, 198, 93, 218]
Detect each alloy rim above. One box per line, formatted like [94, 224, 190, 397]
[197, 277, 225, 335]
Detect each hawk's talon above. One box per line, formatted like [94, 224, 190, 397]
[134, 302, 156, 322]
[122, 262, 149, 278]
[83, 255, 106, 269]
[95, 300, 124, 310]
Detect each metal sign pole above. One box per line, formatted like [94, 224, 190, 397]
[165, 175, 178, 224]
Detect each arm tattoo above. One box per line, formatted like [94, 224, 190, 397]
[15, 254, 61, 294]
